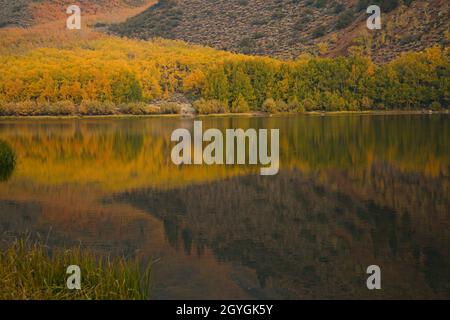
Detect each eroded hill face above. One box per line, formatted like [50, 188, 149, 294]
[0, 0, 151, 28]
[111, 0, 449, 62]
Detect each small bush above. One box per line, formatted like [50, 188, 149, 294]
[263, 99, 295, 113]
[145, 104, 163, 114]
[262, 98, 277, 113]
[275, 100, 289, 112]
[0, 102, 15, 116]
[118, 102, 164, 115]
[288, 98, 304, 112]
[13, 101, 40, 116]
[231, 95, 250, 113]
[118, 102, 148, 115]
[313, 25, 326, 38]
[430, 101, 442, 111]
[46, 101, 77, 116]
[193, 99, 229, 114]
[303, 98, 317, 111]
[80, 100, 116, 115]
[3, 101, 39, 116]
[159, 102, 181, 114]
[336, 10, 354, 29]
[297, 102, 306, 113]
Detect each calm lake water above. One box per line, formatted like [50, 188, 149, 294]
[0, 114, 449, 299]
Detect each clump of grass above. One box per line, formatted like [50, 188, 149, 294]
[0, 240, 151, 300]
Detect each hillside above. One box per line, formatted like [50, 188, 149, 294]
[0, 0, 151, 28]
[0, 0, 32, 28]
[111, 0, 449, 62]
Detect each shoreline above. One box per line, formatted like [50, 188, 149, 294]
[0, 110, 448, 121]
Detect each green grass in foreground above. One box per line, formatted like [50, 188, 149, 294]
[0, 240, 151, 300]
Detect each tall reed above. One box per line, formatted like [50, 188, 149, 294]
[0, 239, 151, 300]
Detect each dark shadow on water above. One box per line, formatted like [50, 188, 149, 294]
[0, 140, 16, 182]
[113, 167, 450, 299]
[0, 200, 41, 235]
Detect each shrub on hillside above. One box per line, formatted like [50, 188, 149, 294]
[336, 10, 354, 29]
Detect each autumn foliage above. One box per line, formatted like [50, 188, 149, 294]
[0, 31, 448, 115]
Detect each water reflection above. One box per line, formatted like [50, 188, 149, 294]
[0, 115, 448, 299]
[114, 166, 449, 299]
[0, 140, 15, 182]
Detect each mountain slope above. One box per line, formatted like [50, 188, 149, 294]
[0, 0, 32, 28]
[111, 0, 449, 62]
[0, 0, 151, 28]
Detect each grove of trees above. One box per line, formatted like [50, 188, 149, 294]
[0, 36, 448, 115]
[202, 46, 449, 112]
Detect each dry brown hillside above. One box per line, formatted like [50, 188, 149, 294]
[0, 0, 152, 28]
[111, 0, 449, 62]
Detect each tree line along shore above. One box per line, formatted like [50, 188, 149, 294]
[0, 36, 448, 117]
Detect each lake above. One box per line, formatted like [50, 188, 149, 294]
[0, 114, 449, 299]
